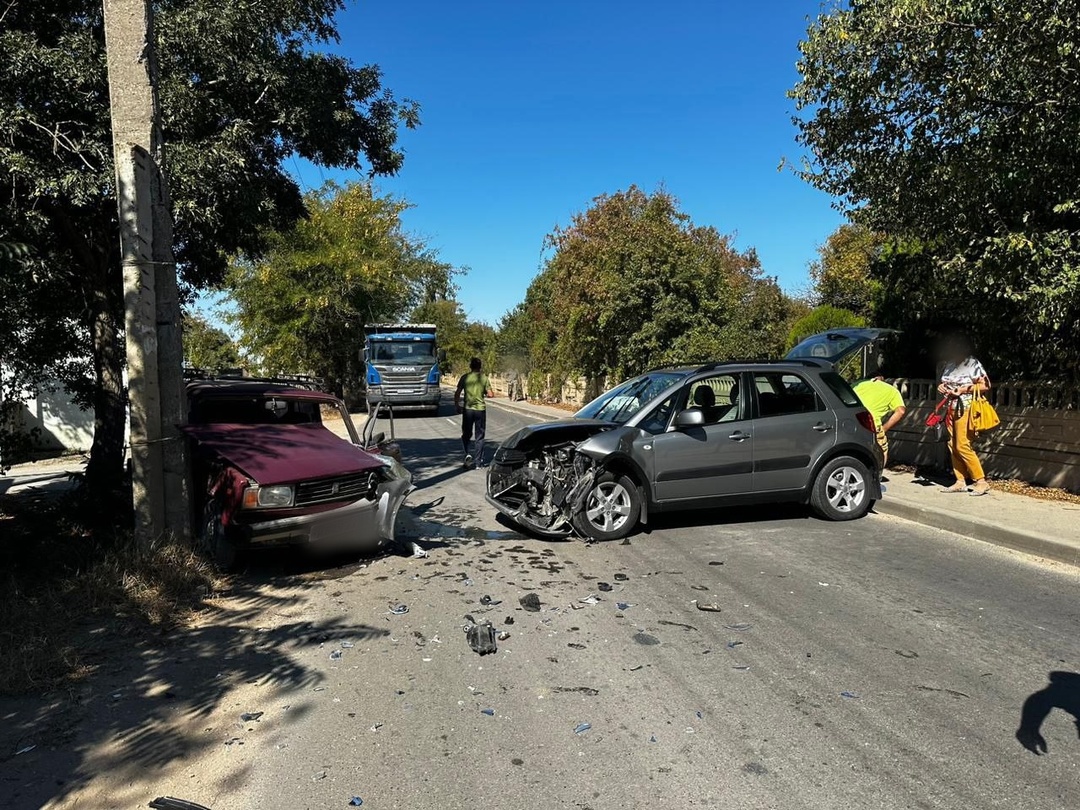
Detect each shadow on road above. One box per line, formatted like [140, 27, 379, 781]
[0, 570, 390, 809]
[1017, 671, 1080, 756]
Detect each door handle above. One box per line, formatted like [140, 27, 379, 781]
[812, 422, 833, 433]
[728, 431, 750, 442]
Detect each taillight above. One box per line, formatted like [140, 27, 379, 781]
[855, 411, 876, 432]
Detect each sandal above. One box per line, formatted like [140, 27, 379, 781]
[942, 482, 968, 493]
[969, 481, 991, 497]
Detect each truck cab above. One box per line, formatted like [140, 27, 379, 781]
[364, 323, 444, 413]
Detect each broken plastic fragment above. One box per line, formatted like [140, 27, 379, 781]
[388, 603, 409, 616]
[349, 798, 364, 807]
[579, 595, 601, 605]
[574, 722, 592, 734]
[723, 623, 752, 632]
[467, 621, 498, 655]
[480, 595, 501, 606]
[726, 641, 743, 649]
[519, 593, 541, 612]
[695, 601, 722, 613]
[409, 541, 428, 558]
[616, 602, 632, 611]
[13, 745, 35, 756]
[481, 708, 495, 716]
[341, 641, 355, 649]
[498, 631, 510, 641]
[732, 665, 751, 671]
[240, 711, 263, 722]
[840, 691, 860, 699]
[613, 573, 629, 581]
[597, 582, 613, 592]
[330, 650, 343, 660]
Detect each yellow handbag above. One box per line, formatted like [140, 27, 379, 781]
[968, 385, 1000, 433]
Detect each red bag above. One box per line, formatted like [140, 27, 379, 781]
[925, 397, 948, 427]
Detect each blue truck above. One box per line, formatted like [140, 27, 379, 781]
[363, 323, 445, 413]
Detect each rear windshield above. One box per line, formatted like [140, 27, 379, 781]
[819, 372, 861, 408]
[787, 333, 861, 362]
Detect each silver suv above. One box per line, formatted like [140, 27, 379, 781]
[486, 360, 883, 541]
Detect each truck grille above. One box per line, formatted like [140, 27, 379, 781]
[295, 472, 379, 506]
[375, 366, 428, 384]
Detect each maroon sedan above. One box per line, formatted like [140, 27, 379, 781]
[182, 379, 412, 568]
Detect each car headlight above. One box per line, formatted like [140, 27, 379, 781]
[372, 454, 412, 485]
[242, 484, 294, 509]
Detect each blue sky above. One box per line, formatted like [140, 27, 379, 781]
[283, 0, 842, 326]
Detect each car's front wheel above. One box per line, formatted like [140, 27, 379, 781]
[810, 456, 873, 521]
[571, 473, 641, 541]
[200, 497, 239, 571]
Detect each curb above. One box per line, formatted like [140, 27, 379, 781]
[874, 498, 1080, 567]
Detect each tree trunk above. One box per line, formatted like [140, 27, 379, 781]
[84, 278, 128, 511]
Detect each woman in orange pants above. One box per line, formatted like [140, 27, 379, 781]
[938, 335, 991, 496]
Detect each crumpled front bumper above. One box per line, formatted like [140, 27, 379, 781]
[241, 478, 412, 552]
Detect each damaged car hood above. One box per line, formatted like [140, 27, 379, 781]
[181, 423, 385, 484]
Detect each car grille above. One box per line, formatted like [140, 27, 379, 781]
[295, 472, 379, 506]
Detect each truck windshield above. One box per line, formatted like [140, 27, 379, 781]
[576, 373, 684, 425]
[370, 342, 436, 363]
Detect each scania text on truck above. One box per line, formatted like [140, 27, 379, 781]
[363, 324, 444, 413]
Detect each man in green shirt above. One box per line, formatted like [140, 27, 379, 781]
[852, 377, 907, 466]
[454, 357, 495, 469]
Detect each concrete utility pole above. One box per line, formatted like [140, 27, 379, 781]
[102, 0, 190, 545]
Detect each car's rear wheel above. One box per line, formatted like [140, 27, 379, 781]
[571, 473, 641, 541]
[810, 456, 872, 521]
[200, 498, 239, 571]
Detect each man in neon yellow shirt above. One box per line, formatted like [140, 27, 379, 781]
[454, 357, 495, 469]
[853, 377, 907, 466]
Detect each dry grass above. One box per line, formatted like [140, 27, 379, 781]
[890, 464, 1080, 504]
[0, 496, 226, 694]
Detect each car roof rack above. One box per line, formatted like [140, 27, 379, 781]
[691, 358, 833, 373]
[183, 367, 327, 391]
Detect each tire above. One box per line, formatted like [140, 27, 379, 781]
[200, 497, 239, 572]
[571, 473, 641, 541]
[810, 456, 873, 521]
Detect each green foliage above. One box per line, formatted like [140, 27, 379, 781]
[182, 313, 240, 371]
[227, 182, 456, 402]
[501, 187, 794, 386]
[0, 1, 418, 490]
[786, 305, 867, 352]
[410, 299, 495, 376]
[791, 0, 1080, 379]
[809, 224, 882, 319]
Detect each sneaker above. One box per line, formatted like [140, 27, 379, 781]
[464, 454, 474, 469]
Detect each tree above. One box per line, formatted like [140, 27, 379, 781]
[182, 313, 240, 371]
[512, 187, 792, 386]
[791, 0, 1080, 379]
[410, 299, 495, 375]
[809, 224, 882, 319]
[227, 182, 455, 406]
[0, 1, 418, 501]
[786, 305, 867, 351]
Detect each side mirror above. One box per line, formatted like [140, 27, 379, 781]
[674, 408, 705, 430]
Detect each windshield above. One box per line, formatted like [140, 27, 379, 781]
[192, 396, 326, 426]
[370, 341, 436, 363]
[575, 373, 684, 424]
[787, 332, 863, 362]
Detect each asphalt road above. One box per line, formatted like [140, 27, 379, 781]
[18, 399, 1079, 810]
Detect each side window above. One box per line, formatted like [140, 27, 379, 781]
[685, 374, 742, 425]
[639, 394, 677, 434]
[753, 373, 823, 417]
